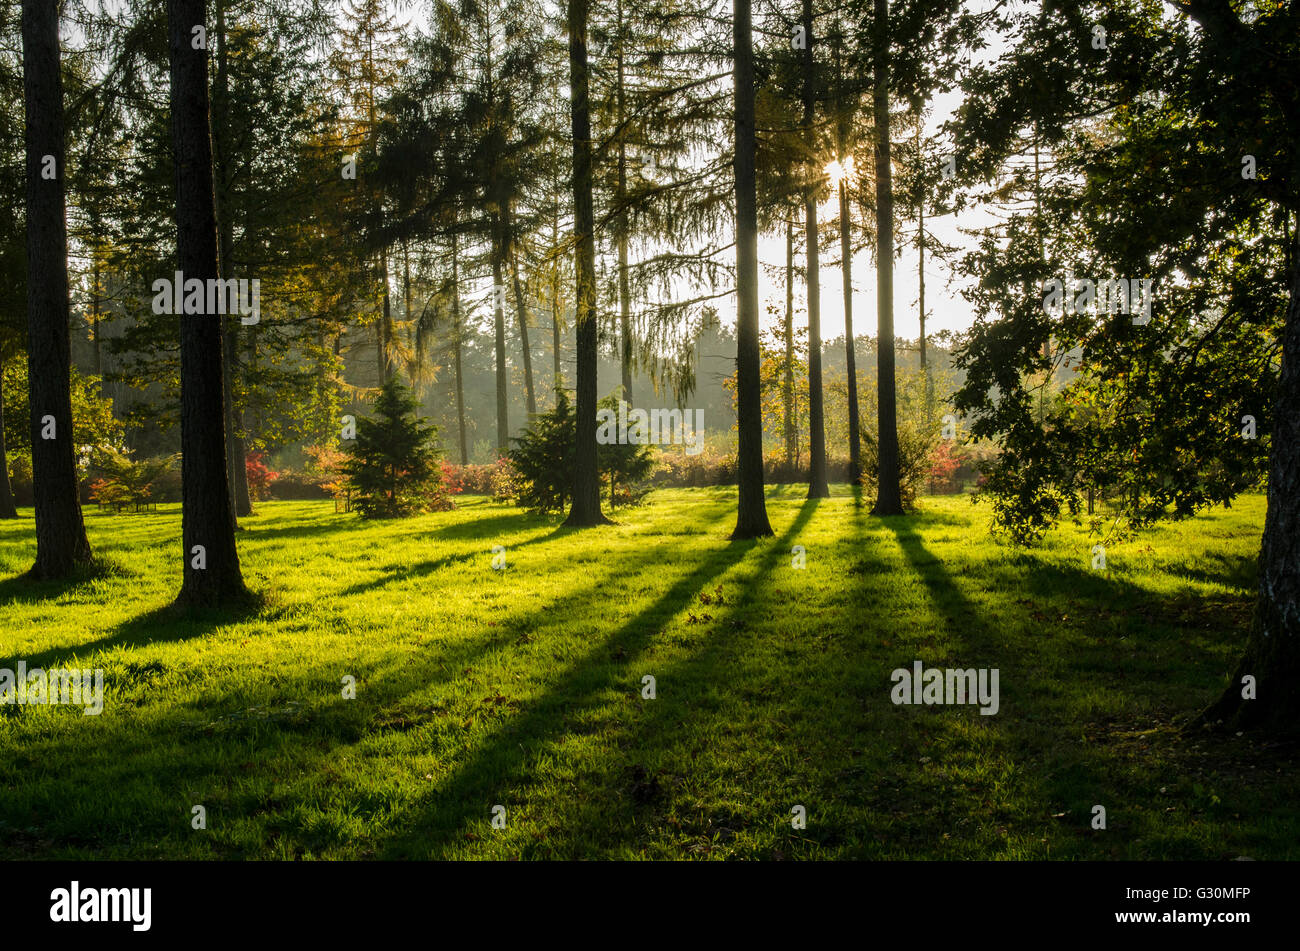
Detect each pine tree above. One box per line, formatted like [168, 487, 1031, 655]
[22, 0, 93, 576]
[509, 387, 575, 514]
[563, 0, 610, 526]
[731, 0, 773, 538]
[344, 377, 444, 518]
[800, 0, 829, 500]
[167, 0, 249, 606]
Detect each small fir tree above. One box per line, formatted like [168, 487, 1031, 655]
[343, 378, 445, 518]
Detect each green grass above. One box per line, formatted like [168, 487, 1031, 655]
[0, 487, 1293, 860]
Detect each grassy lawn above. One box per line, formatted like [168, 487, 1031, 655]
[0, 488, 1294, 860]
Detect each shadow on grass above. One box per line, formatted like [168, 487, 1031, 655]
[0, 555, 137, 608]
[1171, 551, 1258, 591]
[2, 597, 266, 671]
[330, 520, 590, 599]
[0, 510, 736, 859]
[544, 498, 828, 856]
[369, 505, 788, 857]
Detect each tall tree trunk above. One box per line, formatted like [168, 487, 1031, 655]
[615, 2, 633, 405]
[507, 208, 536, 417]
[491, 227, 509, 456]
[618, 207, 633, 404]
[834, 27, 861, 486]
[731, 0, 773, 539]
[22, 0, 92, 577]
[222, 319, 250, 519]
[90, 210, 103, 391]
[380, 245, 392, 385]
[168, 0, 248, 606]
[213, 0, 248, 522]
[0, 350, 17, 519]
[451, 227, 468, 464]
[871, 0, 903, 515]
[550, 200, 563, 395]
[563, 0, 608, 527]
[784, 217, 796, 467]
[802, 0, 829, 499]
[231, 334, 251, 518]
[1201, 230, 1300, 730]
[840, 178, 861, 485]
[919, 185, 932, 418]
[402, 237, 418, 396]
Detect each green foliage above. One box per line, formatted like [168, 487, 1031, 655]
[508, 390, 655, 514]
[949, 1, 1293, 544]
[0, 493, 1291, 859]
[88, 450, 178, 512]
[343, 378, 445, 518]
[508, 390, 575, 515]
[855, 364, 950, 511]
[861, 414, 939, 512]
[2, 362, 125, 477]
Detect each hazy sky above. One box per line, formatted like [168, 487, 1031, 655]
[754, 85, 980, 346]
[390, 0, 1005, 345]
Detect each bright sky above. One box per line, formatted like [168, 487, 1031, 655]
[391, 0, 1007, 345]
[755, 84, 978, 346]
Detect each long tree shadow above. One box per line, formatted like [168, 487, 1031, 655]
[0, 505, 743, 858]
[329, 520, 598, 599]
[369, 505, 806, 857]
[537, 498, 827, 856]
[868, 517, 1251, 856]
[0, 556, 138, 608]
[1, 600, 265, 671]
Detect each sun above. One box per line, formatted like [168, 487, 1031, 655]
[824, 156, 855, 183]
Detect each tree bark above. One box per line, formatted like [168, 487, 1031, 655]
[916, 126, 933, 420]
[222, 318, 250, 518]
[802, 0, 829, 499]
[1201, 231, 1300, 731]
[615, 3, 633, 406]
[168, 0, 248, 606]
[784, 218, 797, 467]
[379, 245, 392, 385]
[451, 226, 468, 464]
[871, 0, 903, 515]
[0, 350, 17, 519]
[550, 197, 563, 395]
[22, 0, 93, 577]
[491, 227, 509, 455]
[449, 228, 470, 465]
[731, 0, 773, 539]
[507, 208, 536, 417]
[840, 178, 861, 485]
[213, 0, 248, 522]
[563, 0, 609, 526]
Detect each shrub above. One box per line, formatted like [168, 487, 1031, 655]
[441, 463, 497, 495]
[488, 458, 519, 501]
[508, 390, 574, 513]
[927, 442, 962, 493]
[860, 420, 938, 511]
[508, 391, 655, 514]
[87, 450, 177, 512]
[342, 378, 446, 518]
[266, 468, 330, 500]
[245, 451, 279, 501]
[439, 461, 464, 496]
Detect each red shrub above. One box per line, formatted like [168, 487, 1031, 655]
[245, 451, 279, 501]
